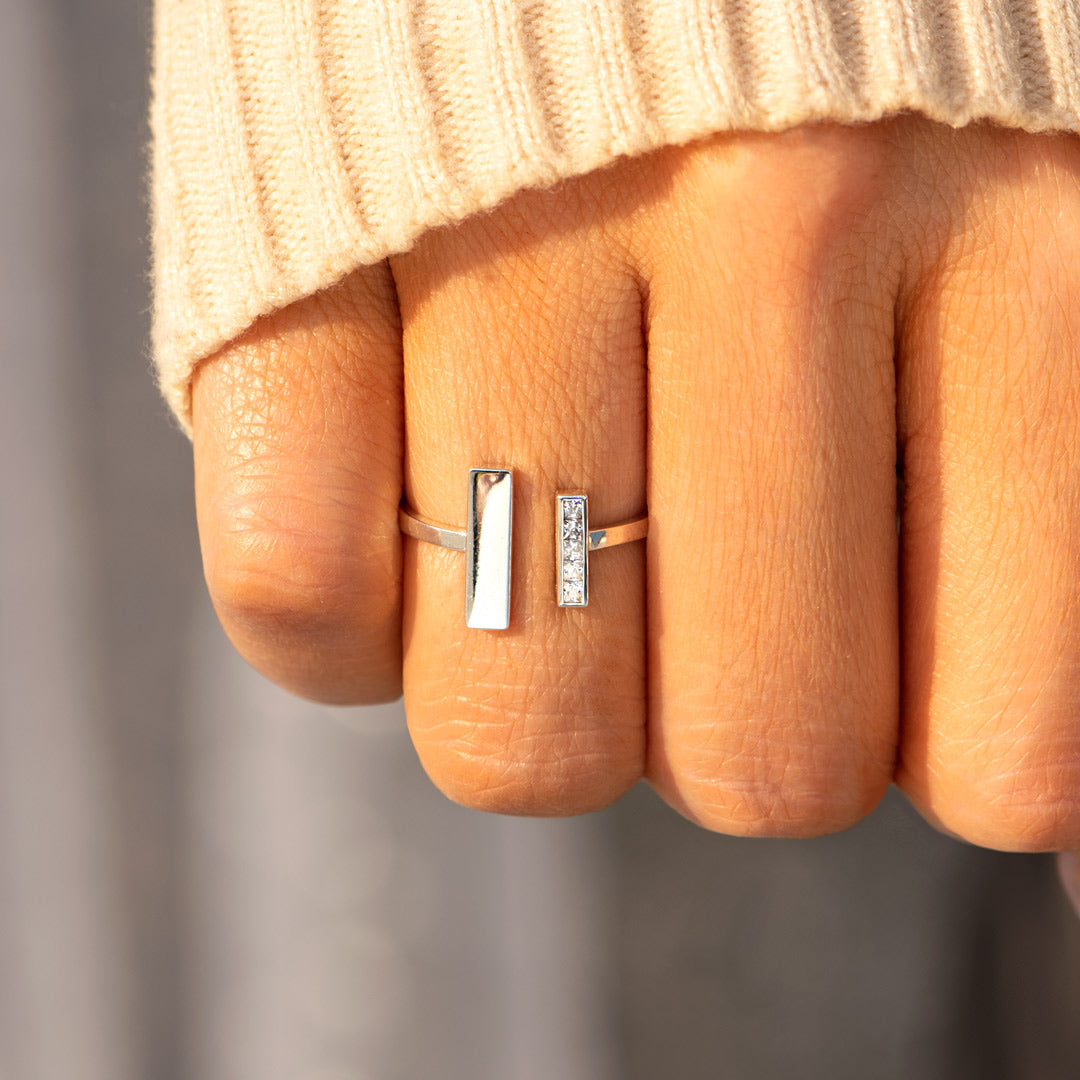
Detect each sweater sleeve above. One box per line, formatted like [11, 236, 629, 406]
[151, 0, 1080, 433]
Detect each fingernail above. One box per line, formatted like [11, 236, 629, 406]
[1056, 852, 1080, 918]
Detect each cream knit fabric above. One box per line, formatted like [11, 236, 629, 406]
[152, 0, 1080, 432]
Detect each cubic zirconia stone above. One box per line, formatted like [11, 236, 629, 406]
[557, 494, 588, 607]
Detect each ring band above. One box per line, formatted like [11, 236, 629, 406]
[397, 511, 468, 552]
[399, 469, 647, 629]
[397, 507, 648, 552]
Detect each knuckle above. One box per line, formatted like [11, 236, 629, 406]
[915, 678, 1080, 851]
[207, 521, 396, 638]
[682, 124, 893, 239]
[204, 519, 401, 705]
[928, 762, 1080, 852]
[660, 728, 890, 838]
[674, 769, 885, 839]
[423, 748, 625, 817]
[409, 696, 640, 816]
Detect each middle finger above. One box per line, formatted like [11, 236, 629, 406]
[392, 178, 648, 815]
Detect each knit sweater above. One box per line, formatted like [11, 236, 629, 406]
[152, 0, 1080, 433]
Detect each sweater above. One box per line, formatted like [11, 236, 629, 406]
[151, 0, 1080, 433]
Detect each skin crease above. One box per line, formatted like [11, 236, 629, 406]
[191, 115, 1080, 855]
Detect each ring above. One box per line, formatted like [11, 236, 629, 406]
[399, 469, 648, 629]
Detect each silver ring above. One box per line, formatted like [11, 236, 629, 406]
[399, 469, 647, 629]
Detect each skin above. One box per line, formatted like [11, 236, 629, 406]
[191, 115, 1080, 853]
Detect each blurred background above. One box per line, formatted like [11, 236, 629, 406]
[3, 2, 1080, 1078]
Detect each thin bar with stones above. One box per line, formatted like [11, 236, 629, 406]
[557, 493, 588, 607]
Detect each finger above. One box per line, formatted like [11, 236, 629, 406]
[642, 130, 901, 836]
[192, 266, 404, 703]
[896, 129, 1080, 851]
[391, 176, 648, 815]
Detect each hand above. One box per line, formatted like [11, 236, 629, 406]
[190, 115, 1080, 851]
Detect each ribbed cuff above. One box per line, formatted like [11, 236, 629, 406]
[152, 0, 1080, 433]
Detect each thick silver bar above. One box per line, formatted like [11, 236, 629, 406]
[465, 469, 513, 629]
[556, 493, 588, 607]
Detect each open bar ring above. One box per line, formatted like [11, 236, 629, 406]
[398, 469, 648, 629]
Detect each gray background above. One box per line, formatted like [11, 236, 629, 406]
[2, 2, 1079, 1077]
